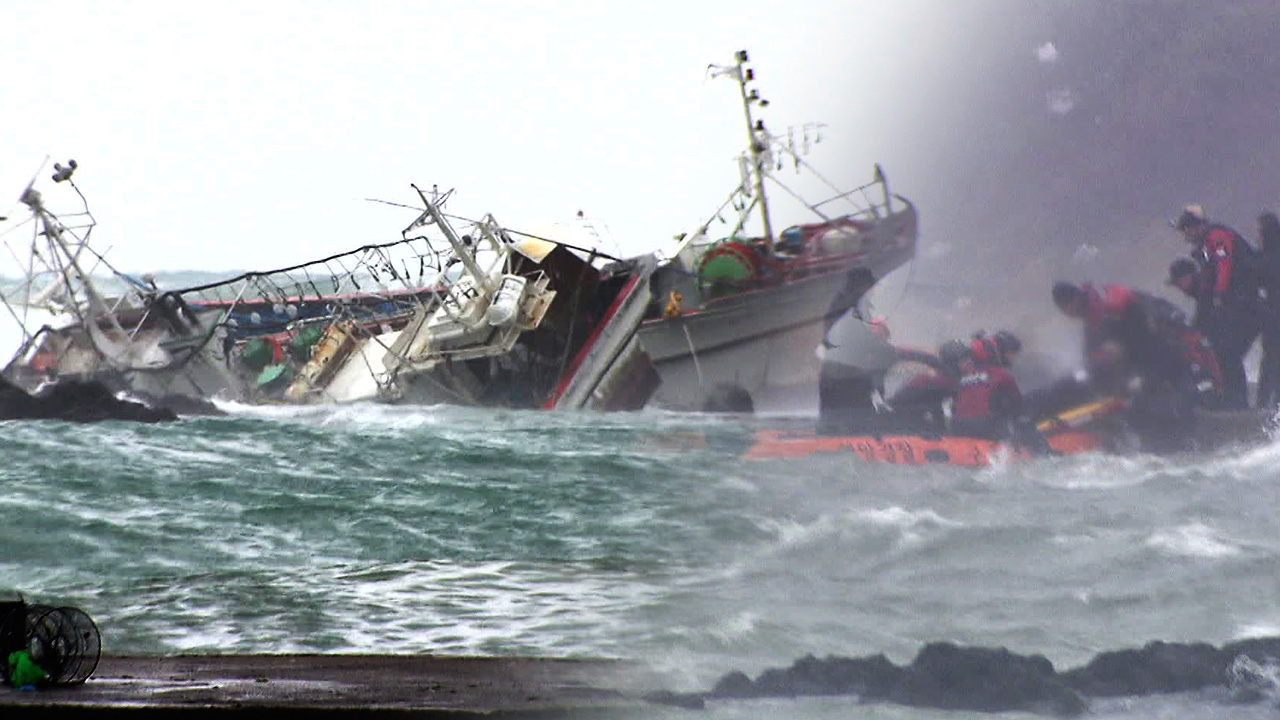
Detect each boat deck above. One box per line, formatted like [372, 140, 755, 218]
[0, 654, 667, 717]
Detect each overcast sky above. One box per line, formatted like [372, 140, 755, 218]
[2, 0, 963, 273]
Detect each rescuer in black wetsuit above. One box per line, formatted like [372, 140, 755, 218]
[1255, 211, 1280, 408]
[1172, 204, 1263, 408]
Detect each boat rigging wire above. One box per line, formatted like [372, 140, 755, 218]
[875, 242, 919, 329]
[364, 197, 625, 263]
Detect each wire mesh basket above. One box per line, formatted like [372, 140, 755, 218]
[1, 600, 101, 686]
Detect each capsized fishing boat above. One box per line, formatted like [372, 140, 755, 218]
[637, 50, 918, 414]
[0, 160, 250, 404]
[0, 166, 660, 411]
[290, 185, 660, 410]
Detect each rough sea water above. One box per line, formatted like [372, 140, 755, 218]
[2, 401, 1280, 719]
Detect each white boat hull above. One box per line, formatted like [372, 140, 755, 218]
[638, 270, 852, 414]
[638, 188, 918, 415]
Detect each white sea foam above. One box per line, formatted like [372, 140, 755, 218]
[1145, 522, 1242, 559]
[217, 399, 447, 428]
[716, 474, 760, 493]
[859, 507, 959, 548]
[706, 610, 760, 644]
[1209, 434, 1280, 478]
[105, 425, 263, 472]
[757, 516, 826, 548]
[324, 560, 655, 655]
[759, 505, 960, 553]
[316, 402, 451, 431]
[126, 558, 661, 657]
[855, 505, 959, 531]
[1233, 622, 1280, 640]
[1032, 453, 1171, 490]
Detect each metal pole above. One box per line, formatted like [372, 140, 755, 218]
[733, 52, 774, 250]
[23, 190, 128, 338]
[414, 186, 493, 294]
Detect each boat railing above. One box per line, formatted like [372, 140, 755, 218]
[809, 163, 895, 219]
[159, 211, 493, 347]
[1, 324, 55, 386]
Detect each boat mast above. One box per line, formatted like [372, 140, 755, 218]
[410, 184, 495, 294]
[727, 50, 774, 248]
[19, 163, 129, 339]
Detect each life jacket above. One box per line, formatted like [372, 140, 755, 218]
[1195, 224, 1262, 307]
[1080, 283, 1134, 334]
[1074, 284, 1136, 372]
[952, 366, 1021, 421]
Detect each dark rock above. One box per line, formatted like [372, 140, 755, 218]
[0, 376, 176, 423]
[890, 642, 1087, 717]
[701, 383, 754, 413]
[709, 670, 755, 698]
[1061, 640, 1228, 697]
[756, 653, 901, 699]
[1221, 636, 1280, 666]
[689, 636, 1280, 716]
[642, 690, 706, 709]
[710, 653, 902, 700]
[707, 646, 1082, 716]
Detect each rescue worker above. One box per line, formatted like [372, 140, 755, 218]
[937, 337, 974, 379]
[950, 331, 1024, 439]
[886, 331, 1024, 434]
[1172, 204, 1263, 408]
[1256, 211, 1280, 407]
[883, 339, 968, 433]
[816, 268, 894, 433]
[1133, 293, 1225, 450]
[1051, 281, 1148, 392]
[1053, 280, 1220, 400]
[815, 305, 898, 435]
[1166, 259, 1224, 401]
[1054, 279, 1223, 448]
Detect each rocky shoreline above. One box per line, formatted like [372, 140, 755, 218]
[650, 636, 1280, 716]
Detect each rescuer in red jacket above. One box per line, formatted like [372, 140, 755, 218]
[1050, 281, 1149, 390]
[1053, 279, 1221, 398]
[1053, 279, 1223, 450]
[884, 337, 973, 433]
[950, 332, 1025, 439]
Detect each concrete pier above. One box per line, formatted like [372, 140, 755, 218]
[0, 654, 667, 717]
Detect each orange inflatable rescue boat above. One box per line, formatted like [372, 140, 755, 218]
[742, 396, 1129, 467]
